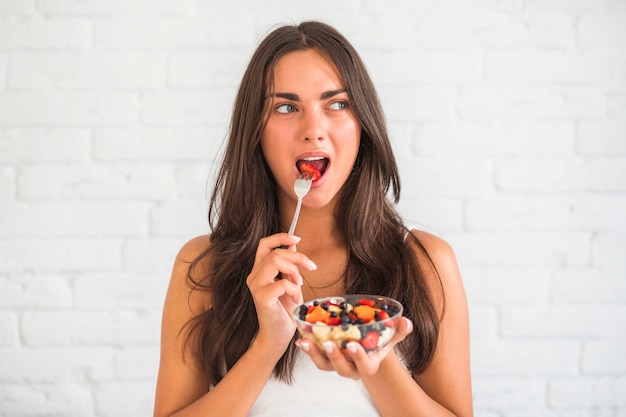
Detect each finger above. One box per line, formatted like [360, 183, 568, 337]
[321, 341, 361, 379]
[295, 339, 334, 371]
[256, 234, 301, 259]
[344, 342, 381, 376]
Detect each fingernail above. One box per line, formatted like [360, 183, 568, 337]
[404, 317, 413, 332]
[308, 259, 317, 270]
[290, 235, 301, 243]
[296, 340, 310, 352]
[323, 341, 334, 354]
[298, 274, 304, 286]
[346, 342, 358, 354]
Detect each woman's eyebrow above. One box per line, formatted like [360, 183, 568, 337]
[270, 89, 347, 101]
[320, 89, 347, 100]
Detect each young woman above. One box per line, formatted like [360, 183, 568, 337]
[154, 21, 473, 417]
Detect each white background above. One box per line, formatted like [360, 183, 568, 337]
[0, 0, 625, 416]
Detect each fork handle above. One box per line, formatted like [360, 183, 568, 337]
[288, 197, 303, 235]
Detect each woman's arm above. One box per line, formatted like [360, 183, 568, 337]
[364, 230, 473, 417]
[154, 233, 315, 417]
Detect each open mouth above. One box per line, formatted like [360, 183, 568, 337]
[296, 157, 329, 179]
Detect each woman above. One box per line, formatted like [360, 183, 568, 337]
[154, 21, 473, 417]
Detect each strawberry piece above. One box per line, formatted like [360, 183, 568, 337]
[299, 163, 321, 180]
[357, 298, 376, 307]
[325, 316, 341, 326]
[361, 331, 380, 351]
[377, 310, 390, 321]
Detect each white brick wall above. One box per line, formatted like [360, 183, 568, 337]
[0, 1, 624, 416]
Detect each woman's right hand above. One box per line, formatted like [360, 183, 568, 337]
[246, 233, 317, 357]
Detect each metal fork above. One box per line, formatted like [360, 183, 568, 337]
[287, 173, 313, 235]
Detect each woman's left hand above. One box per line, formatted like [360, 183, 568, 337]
[295, 316, 413, 379]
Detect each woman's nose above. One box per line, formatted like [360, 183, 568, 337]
[300, 109, 327, 141]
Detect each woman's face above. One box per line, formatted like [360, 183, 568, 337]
[260, 48, 361, 209]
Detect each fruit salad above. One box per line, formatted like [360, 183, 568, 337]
[293, 295, 403, 354]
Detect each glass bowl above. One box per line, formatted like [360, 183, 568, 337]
[293, 294, 403, 354]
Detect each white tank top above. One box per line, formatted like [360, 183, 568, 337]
[248, 352, 381, 416]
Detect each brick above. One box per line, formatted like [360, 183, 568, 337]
[0, 202, 149, 237]
[463, 267, 550, 304]
[398, 157, 493, 197]
[549, 376, 626, 408]
[468, 306, 499, 341]
[0, 166, 15, 200]
[578, 120, 626, 156]
[21, 382, 94, 416]
[0, 276, 22, 308]
[0, 238, 122, 273]
[361, 0, 523, 13]
[0, 312, 19, 347]
[495, 157, 626, 192]
[471, 340, 580, 376]
[0, 347, 114, 382]
[0, 0, 36, 14]
[73, 272, 168, 310]
[114, 346, 159, 380]
[579, 46, 626, 94]
[122, 237, 186, 273]
[0, 273, 73, 309]
[94, 15, 255, 50]
[447, 232, 590, 267]
[38, 0, 196, 15]
[501, 305, 626, 338]
[526, 0, 626, 9]
[582, 341, 626, 374]
[579, 12, 626, 45]
[379, 86, 456, 122]
[150, 201, 210, 237]
[397, 197, 464, 232]
[9, 51, 166, 89]
[415, 11, 575, 48]
[94, 381, 155, 417]
[414, 121, 575, 157]
[0, 54, 7, 89]
[17, 164, 178, 201]
[177, 163, 216, 200]
[169, 49, 260, 88]
[472, 377, 545, 409]
[142, 89, 235, 125]
[0, 128, 91, 162]
[0, 17, 91, 50]
[0, 383, 47, 416]
[366, 49, 482, 85]
[93, 127, 224, 161]
[21, 310, 160, 346]
[458, 86, 606, 120]
[0, 91, 140, 126]
[485, 48, 607, 83]
[465, 195, 626, 231]
[552, 268, 626, 303]
[592, 232, 626, 270]
[609, 95, 626, 118]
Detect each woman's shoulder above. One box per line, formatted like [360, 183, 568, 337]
[408, 228, 457, 265]
[167, 234, 213, 313]
[176, 234, 212, 263]
[407, 228, 463, 309]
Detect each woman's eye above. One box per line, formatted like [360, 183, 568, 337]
[328, 101, 349, 111]
[275, 103, 297, 114]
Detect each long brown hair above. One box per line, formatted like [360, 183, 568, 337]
[184, 21, 441, 387]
